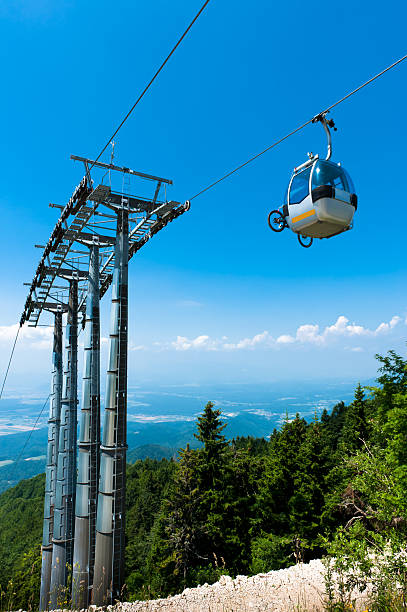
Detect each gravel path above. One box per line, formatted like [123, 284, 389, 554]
[84, 559, 369, 612]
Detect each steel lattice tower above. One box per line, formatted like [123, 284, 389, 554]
[49, 280, 78, 609]
[93, 207, 129, 605]
[40, 312, 63, 611]
[72, 243, 101, 609]
[21, 157, 188, 608]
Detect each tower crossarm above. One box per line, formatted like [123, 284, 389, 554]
[22, 163, 190, 328]
[21, 178, 94, 327]
[98, 199, 189, 300]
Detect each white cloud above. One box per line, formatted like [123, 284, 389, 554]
[224, 331, 271, 350]
[165, 313, 404, 352]
[129, 343, 145, 351]
[276, 334, 295, 344]
[296, 323, 324, 345]
[375, 315, 402, 335]
[1, 312, 401, 359]
[172, 335, 220, 351]
[390, 315, 402, 328]
[0, 323, 53, 351]
[293, 314, 403, 346]
[325, 315, 365, 337]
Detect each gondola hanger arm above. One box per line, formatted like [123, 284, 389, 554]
[312, 111, 337, 161]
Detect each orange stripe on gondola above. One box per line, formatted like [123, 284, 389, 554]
[292, 209, 316, 223]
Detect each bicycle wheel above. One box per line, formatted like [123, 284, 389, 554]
[267, 210, 286, 232]
[297, 234, 313, 248]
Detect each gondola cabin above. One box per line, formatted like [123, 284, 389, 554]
[267, 113, 358, 247]
[285, 157, 357, 240]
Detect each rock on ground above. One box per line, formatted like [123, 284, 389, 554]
[82, 559, 369, 612]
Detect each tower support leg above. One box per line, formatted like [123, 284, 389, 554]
[93, 208, 128, 606]
[72, 244, 101, 609]
[49, 280, 78, 609]
[40, 311, 63, 611]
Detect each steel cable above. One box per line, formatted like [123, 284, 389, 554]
[189, 53, 407, 201]
[6, 43, 407, 485]
[0, 324, 21, 401]
[91, 0, 211, 169]
[10, 393, 51, 479]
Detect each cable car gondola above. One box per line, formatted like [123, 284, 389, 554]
[268, 113, 357, 247]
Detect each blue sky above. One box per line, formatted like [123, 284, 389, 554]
[0, 0, 406, 391]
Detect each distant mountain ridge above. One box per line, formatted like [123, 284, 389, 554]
[0, 410, 277, 492]
[0, 380, 360, 493]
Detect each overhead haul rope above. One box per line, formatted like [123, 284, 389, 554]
[4, 42, 406, 472]
[10, 393, 51, 479]
[90, 0, 211, 169]
[1, 1, 213, 476]
[0, 324, 21, 401]
[189, 53, 407, 201]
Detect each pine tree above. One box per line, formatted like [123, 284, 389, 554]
[382, 391, 407, 479]
[192, 402, 230, 572]
[162, 404, 230, 584]
[166, 444, 206, 583]
[194, 402, 227, 489]
[289, 417, 333, 548]
[220, 444, 263, 574]
[321, 401, 347, 449]
[341, 383, 368, 452]
[374, 350, 407, 429]
[257, 414, 307, 536]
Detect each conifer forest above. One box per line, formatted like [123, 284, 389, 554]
[1, 349, 407, 610]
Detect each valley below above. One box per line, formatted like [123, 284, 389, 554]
[0, 380, 359, 492]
